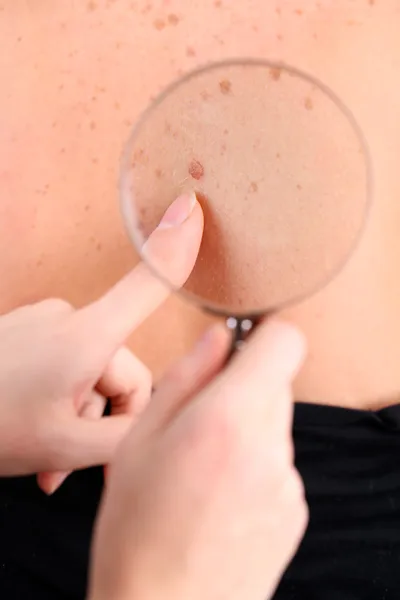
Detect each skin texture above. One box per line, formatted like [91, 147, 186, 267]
[0, 1, 400, 408]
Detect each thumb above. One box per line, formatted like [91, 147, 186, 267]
[73, 192, 203, 359]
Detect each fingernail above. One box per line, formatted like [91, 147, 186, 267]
[157, 192, 197, 229]
[47, 474, 69, 495]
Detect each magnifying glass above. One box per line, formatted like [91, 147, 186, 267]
[120, 59, 372, 353]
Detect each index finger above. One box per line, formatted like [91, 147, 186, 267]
[75, 193, 203, 354]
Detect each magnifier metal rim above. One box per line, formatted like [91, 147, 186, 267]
[119, 57, 374, 319]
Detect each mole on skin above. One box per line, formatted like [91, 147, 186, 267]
[219, 79, 232, 94]
[189, 159, 204, 180]
[269, 67, 282, 81]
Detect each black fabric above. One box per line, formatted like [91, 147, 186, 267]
[1, 403, 400, 599]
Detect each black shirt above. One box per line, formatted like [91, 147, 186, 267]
[1, 402, 400, 599]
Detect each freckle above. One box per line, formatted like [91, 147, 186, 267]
[223, 128, 229, 135]
[139, 207, 148, 218]
[154, 18, 166, 30]
[220, 143, 226, 154]
[87, 1, 97, 10]
[114, 101, 120, 110]
[96, 242, 102, 251]
[295, 8, 303, 15]
[276, 7, 281, 14]
[369, 0, 375, 5]
[189, 159, 204, 180]
[252, 25, 259, 32]
[201, 90, 211, 100]
[84, 204, 90, 212]
[277, 33, 283, 41]
[276, 153, 281, 159]
[36, 259, 43, 267]
[269, 67, 282, 81]
[155, 168, 163, 178]
[250, 182, 258, 193]
[92, 157, 99, 164]
[90, 121, 96, 130]
[219, 79, 232, 94]
[214, 0, 222, 6]
[304, 97, 313, 110]
[134, 148, 146, 161]
[168, 13, 180, 25]
[92, 96, 97, 102]
[186, 46, 196, 57]
[60, 147, 66, 154]
[297, 184, 302, 190]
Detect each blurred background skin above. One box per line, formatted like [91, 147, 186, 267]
[0, 0, 400, 409]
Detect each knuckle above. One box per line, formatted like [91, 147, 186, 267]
[38, 298, 73, 314]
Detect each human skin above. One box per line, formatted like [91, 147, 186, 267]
[1, 0, 399, 409]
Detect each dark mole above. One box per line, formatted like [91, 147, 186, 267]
[250, 182, 258, 193]
[153, 18, 166, 30]
[219, 79, 232, 94]
[189, 159, 204, 180]
[87, 1, 97, 10]
[304, 97, 313, 110]
[167, 13, 180, 25]
[269, 67, 282, 81]
[186, 46, 196, 57]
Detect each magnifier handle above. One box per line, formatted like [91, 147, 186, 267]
[226, 316, 262, 359]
